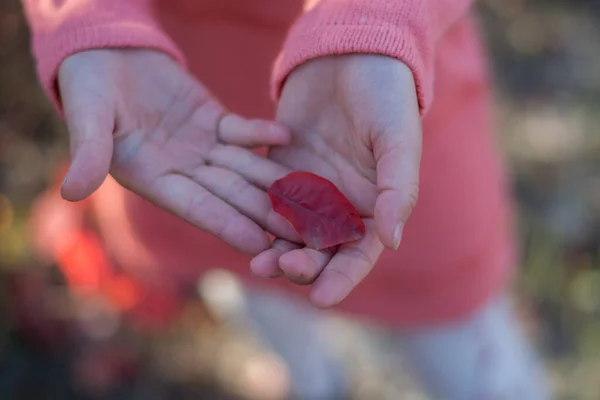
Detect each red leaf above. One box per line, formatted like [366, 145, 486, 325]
[268, 171, 366, 250]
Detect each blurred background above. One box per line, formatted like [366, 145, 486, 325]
[0, 0, 599, 399]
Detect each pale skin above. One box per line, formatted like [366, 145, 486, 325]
[58, 49, 300, 254]
[248, 55, 422, 307]
[57, 49, 422, 308]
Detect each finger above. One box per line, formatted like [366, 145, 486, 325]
[208, 144, 291, 189]
[145, 173, 272, 255]
[191, 165, 300, 242]
[250, 239, 300, 278]
[278, 247, 334, 285]
[58, 71, 115, 202]
[310, 220, 384, 308]
[218, 113, 291, 147]
[373, 119, 422, 251]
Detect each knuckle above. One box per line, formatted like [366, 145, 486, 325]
[184, 192, 237, 240]
[183, 192, 224, 233]
[403, 182, 420, 215]
[217, 213, 242, 241]
[408, 185, 419, 208]
[224, 174, 252, 200]
[341, 247, 374, 270]
[326, 266, 357, 289]
[183, 192, 209, 224]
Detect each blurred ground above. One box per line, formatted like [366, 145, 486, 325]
[1, 0, 600, 399]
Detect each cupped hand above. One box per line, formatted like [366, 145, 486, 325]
[57, 49, 298, 254]
[239, 55, 423, 306]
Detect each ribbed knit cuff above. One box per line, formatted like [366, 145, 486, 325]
[271, 2, 434, 115]
[33, 24, 187, 113]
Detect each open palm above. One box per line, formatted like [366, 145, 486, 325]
[58, 49, 298, 254]
[244, 55, 423, 306]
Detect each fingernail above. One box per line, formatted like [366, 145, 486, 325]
[393, 223, 403, 250]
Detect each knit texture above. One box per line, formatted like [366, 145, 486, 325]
[22, 0, 187, 111]
[23, 0, 516, 327]
[271, 0, 473, 114]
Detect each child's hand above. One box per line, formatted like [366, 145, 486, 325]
[57, 49, 298, 254]
[247, 55, 422, 306]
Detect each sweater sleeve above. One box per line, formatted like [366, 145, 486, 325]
[272, 0, 473, 115]
[21, 0, 186, 110]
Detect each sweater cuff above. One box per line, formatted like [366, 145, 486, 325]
[33, 24, 187, 113]
[272, 22, 433, 116]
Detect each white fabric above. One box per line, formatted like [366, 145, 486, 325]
[398, 296, 552, 400]
[242, 289, 552, 400]
[243, 289, 348, 399]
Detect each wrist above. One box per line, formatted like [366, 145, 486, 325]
[274, 27, 428, 114]
[38, 25, 186, 113]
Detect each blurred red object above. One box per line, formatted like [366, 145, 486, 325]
[29, 166, 186, 333]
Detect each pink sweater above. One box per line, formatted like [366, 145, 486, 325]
[23, 0, 517, 328]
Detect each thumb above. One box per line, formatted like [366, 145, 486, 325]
[58, 68, 115, 202]
[373, 118, 422, 251]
